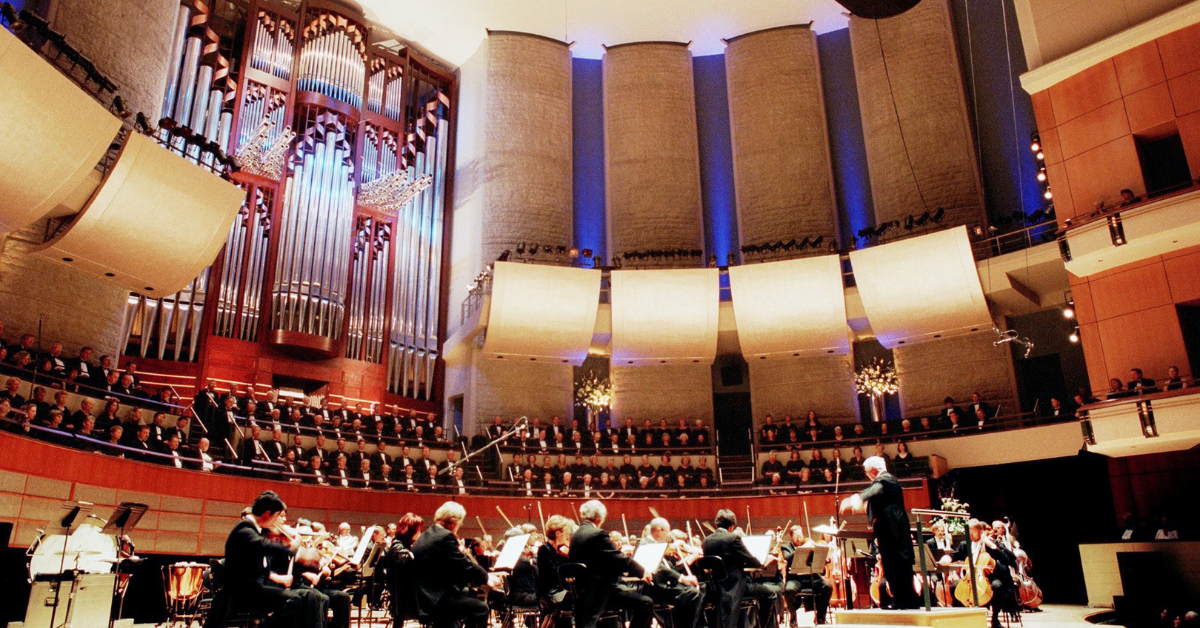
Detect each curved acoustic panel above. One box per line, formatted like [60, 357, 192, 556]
[33, 133, 245, 295]
[728, 255, 850, 359]
[0, 27, 122, 234]
[610, 268, 720, 365]
[482, 261, 602, 364]
[849, 226, 992, 348]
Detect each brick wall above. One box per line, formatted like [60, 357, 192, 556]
[850, 0, 985, 230]
[482, 32, 575, 265]
[893, 330, 1019, 417]
[603, 43, 705, 255]
[610, 364, 713, 424]
[726, 26, 839, 246]
[748, 354, 858, 424]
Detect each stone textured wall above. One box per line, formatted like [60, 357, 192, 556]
[482, 32, 575, 265]
[893, 331, 1019, 417]
[470, 356, 574, 427]
[0, 0, 181, 355]
[748, 354, 858, 424]
[0, 225, 129, 356]
[603, 43, 705, 256]
[726, 27, 839, 246]
[850, 0, 986, 230]
[611, 364, 713, 424]
[50, 0, 178, 117]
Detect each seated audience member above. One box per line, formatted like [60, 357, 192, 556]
[899, 419, 913, 434]
[241, 425, 270, 464]
[70, 398, 96, 431]
[130, 424, 157, 460]
[832, 425, 845, 441]
[47, 391, 69, 420]
[104, 424, 125, 456]
[947, 409, 964, 431]
[919, 417, 933, 432]
[759, 415, 778, 444]
[148, 412, 169, 448]
[785, 450, 806, 481]
[265, 428, 287, 462]
[308, 455, 329, 486]
[761, 452, 785, 482]
[73, 415, 102, 443]
[973, 408, 988, 428]
[29, 387, 49, 420]
[192, 437, 217, 472]
[0, 378, 26, 409]
[893, 441, 914, 476]
[162, 434, 188, 469]
[852, 423, 866, 438]
[1118, 188, 1137, 206]
[1107, 378, 1133, 400]
[1127, 368, 1157, 394]
[809, 448, 829, 473]
[93, 354, 116, 387]
[330, 455, 353, 488]
[940, 397, 965, 422]
[1046, 397, 1073, 418]
[967, 392, 991, 419]
[1165, 365, 1185, 391]
[67, 346, 94, 385]
[6, 333, 35, 359]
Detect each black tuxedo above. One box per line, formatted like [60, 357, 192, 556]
[412, 524, 489, 628]
[204, 519, 324, 628]
[701, 529, 777, 628]
[858, 472, 918, 609]
[950, 539, 1017, 622]
[567, 521, 651, 628]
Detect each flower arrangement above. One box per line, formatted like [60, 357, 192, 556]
[936, 496, 970, 536]
[575, 372, 612, 413]
[855, 358, 899, 397]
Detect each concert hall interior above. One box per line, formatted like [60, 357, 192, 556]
[2, 0, 1200, 627]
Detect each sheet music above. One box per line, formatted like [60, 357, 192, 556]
[493, 534, 529, 571]
[632, 542, 668, 575]
[741, 535, 772, 565]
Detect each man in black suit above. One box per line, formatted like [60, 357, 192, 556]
[411, 501, 498, 628]
[942, 519, 1017, 628]
[567, 499, 653, 628]
[645, 517, 702, 628]
[840, 456, 919, 609]
[204, 491, 325, 628]
[701, 509, 778, 628]
[1128, 368, 1158, 394]
[967, 392, 992, 420]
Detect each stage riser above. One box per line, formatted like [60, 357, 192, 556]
[834, 608, 989, 628]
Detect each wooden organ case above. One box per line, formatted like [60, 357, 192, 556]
[121, 0, 455, 412]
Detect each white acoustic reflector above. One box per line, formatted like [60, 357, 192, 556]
[849, 226, 992, 348]
[610, 268, 720, 366]
[483, 261, 602, 365]
[0, 26, 121, 234]
[33, 133, 245, 295]
[728, 255, 850, 359]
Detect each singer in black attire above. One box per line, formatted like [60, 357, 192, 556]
[840, 456, 919, 609]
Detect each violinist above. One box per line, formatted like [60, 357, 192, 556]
[411, 501, 500, 628]
[568, 500, 654, 628]
[537, 515, 576, 605]
[275, 521, 352, 628]
[386, 513, 424, 624]
[942, 519, 1016, 628]
[204, 491, 326, 628]
[782, 525, 834, 625]
[701, 509, 780, 628]
[645, 518, 703, 628]
[504, 529, 540, 608]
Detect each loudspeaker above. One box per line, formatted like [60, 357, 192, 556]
[24, 573, 115, 628]
[835, 0, 922, 19]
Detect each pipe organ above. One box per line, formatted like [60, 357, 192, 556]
[122, 0, 455, 402]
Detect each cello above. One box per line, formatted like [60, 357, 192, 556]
[953, 547, 995, 607]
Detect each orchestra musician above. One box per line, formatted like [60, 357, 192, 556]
[701, 509, 779, 628]
[203, 491, 326, 628]
[411, 501, 501, 628]
[942, 519, 1017, 628]
[537, 515, 576, 606]
[567, 500, 654, 628]
[782, 525, 834, 625]
[645, 517, 703, 628]
[839, 456, 919, 609]
[386, 513, 424, 624]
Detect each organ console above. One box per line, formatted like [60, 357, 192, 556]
[117, 0, 454, 406]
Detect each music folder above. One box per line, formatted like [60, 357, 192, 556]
[741, 535, 772, 566]
[492, 534, 529, 571]
[632, 542, 668, 575]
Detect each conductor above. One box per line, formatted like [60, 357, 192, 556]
[839, 456, 919, 609]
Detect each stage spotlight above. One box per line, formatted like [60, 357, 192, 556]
[516, 241, 526, 254]
[727, 253, 736, 266]
[708, 253, 718, 267]
[498, 250, 511, 261]
[1063, 306, 1075, 319]
[569, 247, 579, 258]
[581, 248, 593, 258]
[1036, 150, 1045, 160]
[612, 257, 622, 268]
[904, 215, 915, 230]
[810, 235, 824, 248]
[1069, 331, 1079, 343]
[932, 208, 945, 222]
[1030, 137, 1041, 152]
[1037, 168, 1047, 182]
[556, 245, 567, 254]
[529, 243, 540, 254]
[1044, 189, 1054, 200]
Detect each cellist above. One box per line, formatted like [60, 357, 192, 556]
[941, 519, 1016, 628]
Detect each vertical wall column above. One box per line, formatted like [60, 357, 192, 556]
[725, 25, 839, 247]
[850, 0, 986, 229]
[482, 31, 575, 266]
[602, 42, 706, 258]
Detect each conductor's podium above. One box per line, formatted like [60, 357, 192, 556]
[835, 608, 989, 628]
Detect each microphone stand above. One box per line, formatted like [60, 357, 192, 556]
[439, 418, 528, 476]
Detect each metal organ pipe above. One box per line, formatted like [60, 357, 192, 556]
[162, 5, 191, 119]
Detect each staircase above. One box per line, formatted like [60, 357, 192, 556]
[717, 452, 756, 487]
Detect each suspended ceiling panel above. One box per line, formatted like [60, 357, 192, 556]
[610, 268, 720, 365]
[0, 26, 121, 234]
[728, 255, 849, 359]
[482, 261, 602, 365]
[33, 133, 245, 295]
[849, 226, 993, 349]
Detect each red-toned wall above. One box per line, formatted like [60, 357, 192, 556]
[1031, 23, 1200, 393]
[1108, 447, 1200, 528]
[0, 432, 929, 555]
[1031, 23, 1200, 223]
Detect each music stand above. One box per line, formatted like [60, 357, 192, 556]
[43, 501, 93, 628]
[788, 546, 830, 576]
[100, 502, 148, 628]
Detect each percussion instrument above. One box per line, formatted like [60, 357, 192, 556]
[163, 561, 207, 626]
[28, 523, 117, 579]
